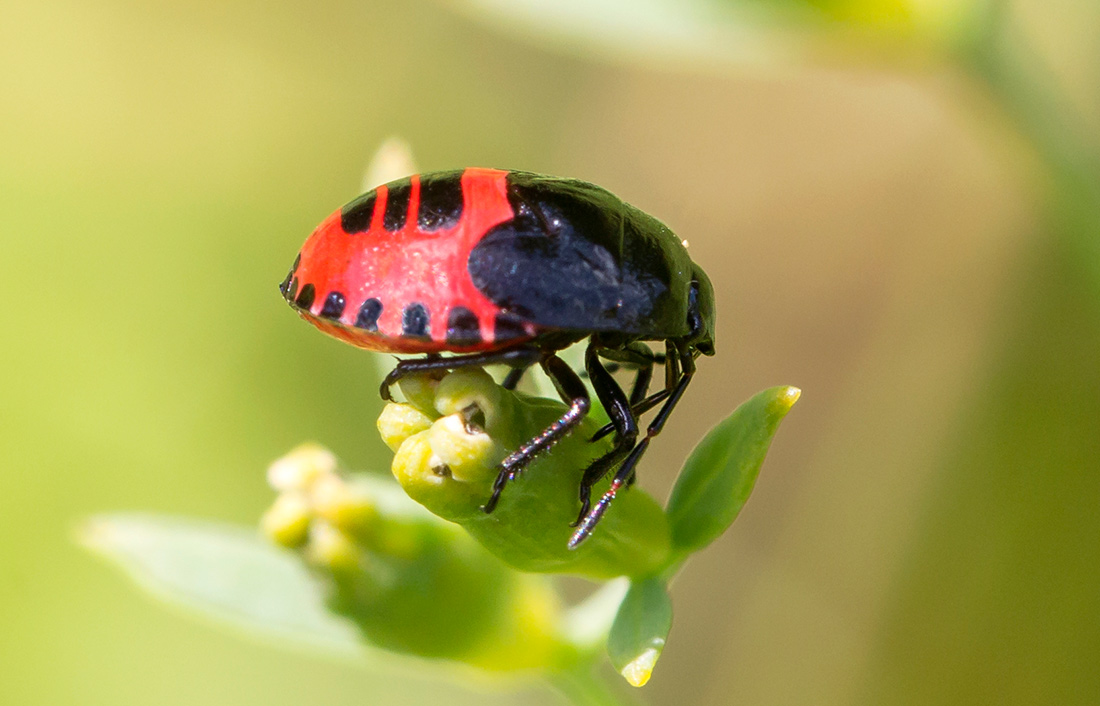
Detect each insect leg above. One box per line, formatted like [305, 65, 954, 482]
[590, 388, 672, 442]
[482, 352, 591, 513]
[379, 345, 540, 401]
[569, 343, 697, 549]
[664, 339, 680, 390]
[572, 342, 640, 524]
[500, 365, 530, 390]
[593, 342, 658, 405]
[588, 342, 670, 442]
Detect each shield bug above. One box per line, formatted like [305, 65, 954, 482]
[281, 169, 715, 547]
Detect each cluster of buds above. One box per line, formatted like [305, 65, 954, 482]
[377, 368, 672, 579]
[260, 373, 799, 686]
[260, 443, 574, 671]
[262, 444, 374, 569]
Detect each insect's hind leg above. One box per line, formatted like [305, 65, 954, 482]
[500, 365, 530, 390]
[482, 352, 591, 513]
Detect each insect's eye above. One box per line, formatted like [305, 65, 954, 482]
[687, 280, 703, 335]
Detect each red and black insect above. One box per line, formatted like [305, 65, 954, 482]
[281, 168, 715, 547]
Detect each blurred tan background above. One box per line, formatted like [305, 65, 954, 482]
[2, 1, 1097, 704]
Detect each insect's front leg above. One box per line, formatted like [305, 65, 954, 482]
[379, 345, 540, 401]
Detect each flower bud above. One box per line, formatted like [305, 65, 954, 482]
[376, 403, 435, 452]
[261, 445, 575, 670]
[304, 520, 361, 574]
[381, 370, 672, 579]
[433, 367, 504, 429]
[310, 474, 377, 537]
[426, 414, 503, 484]
[266, 443, 337, 492]
[397, 371, 443, 412]
[260, 492, 312, 548]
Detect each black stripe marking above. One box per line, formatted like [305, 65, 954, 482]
[355, 298, 383, 331]
[383, 179, 412, 232]
[340, 193, 377, 233]
[295, 283, 316, 310]
[446, 307, 481, 346]
[418, 173, 464, 232]
[402, 303, 430, 338]
[494, 312, 528, 342]
[319, 291, 346, 320]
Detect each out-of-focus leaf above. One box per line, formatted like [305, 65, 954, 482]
[445, 0, 989, 69]
[607, 578, 672, 687]
[560, 577, 630, 653]
[80, 514, 361, 656]
[361, 136, 418, 192]
[444, 0, 792, 69]
[665, 386, 799, 559]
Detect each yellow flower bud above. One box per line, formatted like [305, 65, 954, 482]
[376, 402, 435, 452]
[266, 443, 337, 492]
[305, 520, 361, 573]
[391, 430, 446, 491]
[311, 474, 378, 536]
[433, 368, 503, 430]
[260, 492, 312, 548]
[426, 414, 502, 484]
[391, 430, 487, 521]
[397, 372, 443, 414]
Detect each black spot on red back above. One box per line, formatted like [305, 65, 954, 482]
[341, 193, 377, 233]
[295, 283, 316, 310]
[446, 307, 481, 346]
[418, 172, 464, 231]
[355, 298, 382, 331]
[383, 179, 412, 232]
[494, 312, 528, 342]
[320, 291, 345, 320]
[402, 303, 430, 338]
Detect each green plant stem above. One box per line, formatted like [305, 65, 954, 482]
[959, 0, 1100, 291]
[547, 668, 641, 706]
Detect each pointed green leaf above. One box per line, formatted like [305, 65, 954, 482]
[666, 385, 800, 558]
[79, 514, 361, 656]
[607, 577, 672, 687]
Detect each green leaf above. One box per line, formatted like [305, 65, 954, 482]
[79, 514, 361, 656]
[665, 385, 800, 558]
[607, 578, 672, 687]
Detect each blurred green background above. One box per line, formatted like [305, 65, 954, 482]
[2, 0, 1098, 704]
